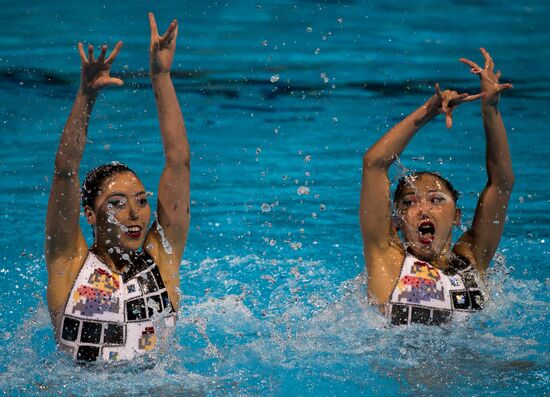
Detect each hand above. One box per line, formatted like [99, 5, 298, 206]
[429, 83, 484, 129]
[460, 48, 512, 107]
[149, 12, 178, 75]
[78, 42, 123, 95]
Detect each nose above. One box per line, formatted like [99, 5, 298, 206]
[128, 201, 139, 220]
[417, 199, 432, 216]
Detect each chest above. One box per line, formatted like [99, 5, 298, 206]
[388, 255, 485, 325]
[58, 254, 175, 361]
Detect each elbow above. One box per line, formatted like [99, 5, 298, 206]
[165, 150, 190, 170]
[489, 172, 515, 193]
[362, 151, 389, 170]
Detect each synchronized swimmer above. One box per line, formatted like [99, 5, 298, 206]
[44, 12, 513, 361]
[45, 13, 189, 361]
[360, 48, 513, 325]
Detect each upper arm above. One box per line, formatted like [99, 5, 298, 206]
[142, 161, 190, 310]
[360, 156, 403, 303]
[359, 155, 399, 254]
[455, 181, 513, 271]
[154, 160, 191, 259]
[45, 171, 88, 312]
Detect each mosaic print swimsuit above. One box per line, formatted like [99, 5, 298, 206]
[386, 251, 487, 326]
[53, 251, 176, 362]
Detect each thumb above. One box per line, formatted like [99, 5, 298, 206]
[445, 111, 453, 129]
[109, 78, 124, 87]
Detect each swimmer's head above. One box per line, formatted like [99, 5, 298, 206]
[393, 172, 461, 259]
[81, 162, 151, 254]
[81, 162, 137, 210]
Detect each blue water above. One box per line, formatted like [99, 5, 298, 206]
[0, 0, 549, 395]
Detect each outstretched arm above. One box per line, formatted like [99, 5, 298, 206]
[144, 13, 190, 299]
[360, 86, 481, 301]
[45, 42, 123, 311]
[455, 48, 514, 271]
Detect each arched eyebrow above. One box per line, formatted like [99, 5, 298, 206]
[106, 191, 146, 199]
[106, 192, 126, 199]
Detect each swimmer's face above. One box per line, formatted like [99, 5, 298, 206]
[85, 172, 151, 253]
[395, 174, 460, 259]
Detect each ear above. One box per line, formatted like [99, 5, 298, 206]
[84, 205, 96, 226]
[453, 208, 462, 226]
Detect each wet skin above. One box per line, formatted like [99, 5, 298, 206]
[85, 172, 151, 265]
[395, 174, 461, 263]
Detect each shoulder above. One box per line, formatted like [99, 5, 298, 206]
[46, 248, 89, 314]
[452, 241, 481, 273]
[365, 239, 405, 304]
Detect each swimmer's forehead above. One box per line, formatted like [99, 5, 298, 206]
[401, 176, 450, 196]
[99, 173, 146, 196]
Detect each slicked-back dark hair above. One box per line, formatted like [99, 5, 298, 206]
[393, 171, 459, 204]
[81, 162, 136, 210]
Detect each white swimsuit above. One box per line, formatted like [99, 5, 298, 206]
[53, 251, 176, 362]
[386, 252, 486, 325]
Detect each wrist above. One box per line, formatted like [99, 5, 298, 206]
[482, 100, 499, 110]
[423, 96, 441, 117]
[481, 102, 499, 117]
[77, 87, 98, 103]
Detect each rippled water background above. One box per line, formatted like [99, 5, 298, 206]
[0, 0, 549, 395]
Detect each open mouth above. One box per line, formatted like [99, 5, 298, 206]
[124, 225, 142, 240]
[417, 221, 435, 245]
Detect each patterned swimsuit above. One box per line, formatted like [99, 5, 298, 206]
[53, 251, 176, 362]
[386, 252, 486, 325]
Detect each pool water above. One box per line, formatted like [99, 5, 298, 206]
[0, 0, 548, 395]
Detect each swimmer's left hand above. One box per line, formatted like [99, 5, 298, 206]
[459, 48, 512, 107]
[433, 83, 484, 129]
[149, 12, 178, 75]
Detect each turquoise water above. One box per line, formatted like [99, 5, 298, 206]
[0, 0, 549, 395]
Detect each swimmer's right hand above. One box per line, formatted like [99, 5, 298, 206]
[429, 83, 484, 129]
[78, 41, 124, 95]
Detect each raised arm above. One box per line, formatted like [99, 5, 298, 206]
[455, 48, 514, 271]
[45, 42, 123, 311]
[360, 86, 482, 302]
[144, 13, 190, 290]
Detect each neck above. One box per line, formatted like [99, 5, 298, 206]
[91, 243, 138, 273]
[407, 244, 453, 269]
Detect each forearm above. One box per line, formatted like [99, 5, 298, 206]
[363, 96, 439, 169]
[151, 73, 189, 167]
[55, 90, 96, 175]
[482, 104, 514, 189]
